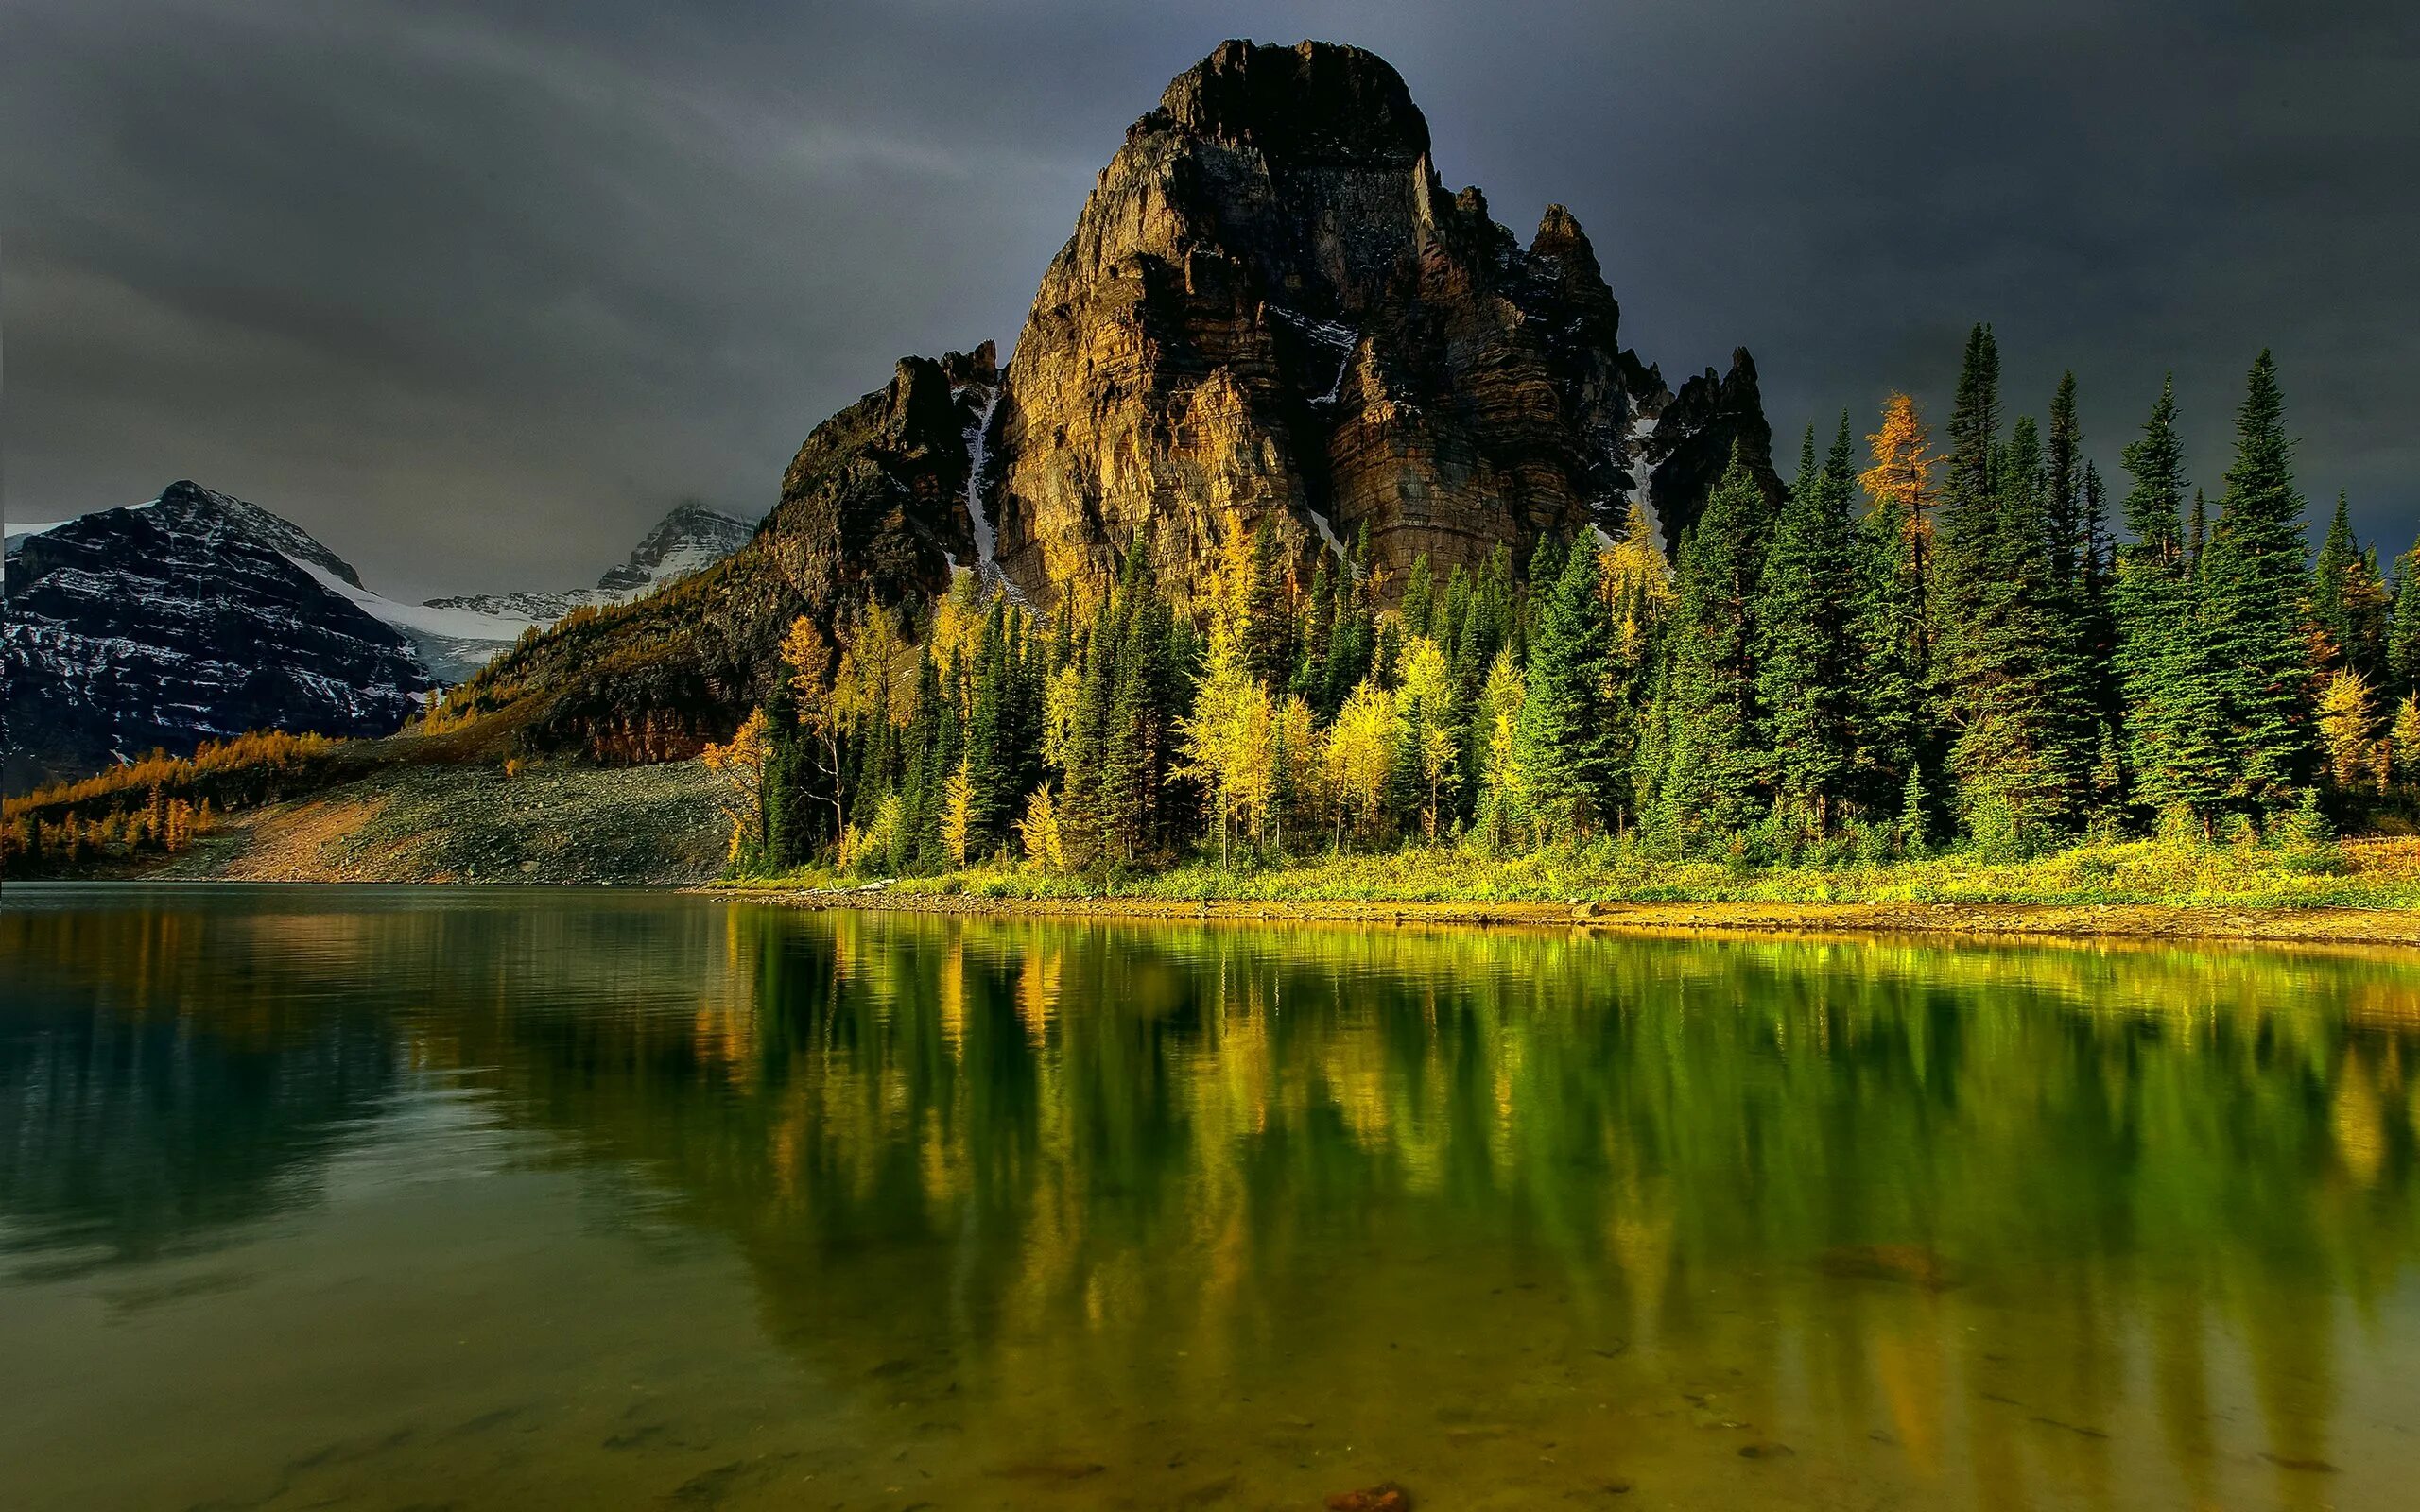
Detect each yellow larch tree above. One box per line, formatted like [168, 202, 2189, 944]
[701, 708, 773, 863]
[1323, 676, 1396, 848]
[1397, 634, 1459, 843]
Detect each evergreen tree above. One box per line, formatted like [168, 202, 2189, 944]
[1755, 423, 1859, 832]
[2111, 376, 2225, 820]
[2313, 491, 2359, 669]
[1400, 553, 1434, 641]
[1662, 447, 1772, 842]
[1513, 540, 1619, 835]
[1853, 402, 1934, 808]
[2199, 351, 2315, 812]
[2035, 375, 2104, 818]
[1242, 517, 1292, 687]
[2390, 541, 2420, 697]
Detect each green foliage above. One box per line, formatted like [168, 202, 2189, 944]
[2199, 351, 2316, 813]
[1661, 446, 1772, 844]
[713, 331, 2398, 892]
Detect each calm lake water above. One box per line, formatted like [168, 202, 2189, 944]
[3, 886, 2417, 1510]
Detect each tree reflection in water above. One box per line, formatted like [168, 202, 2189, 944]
[4, 888, 2416, 1509]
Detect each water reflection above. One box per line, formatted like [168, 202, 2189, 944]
[3, 886, 2417, 1509]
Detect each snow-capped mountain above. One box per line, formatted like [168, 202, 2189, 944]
[4, 482, 434, 791]
[427, 501, 754, 624]
[3, 485, 755, 792]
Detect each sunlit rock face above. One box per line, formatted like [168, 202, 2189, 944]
[986, 38, 1773, 607]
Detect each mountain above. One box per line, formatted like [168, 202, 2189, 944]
[996, 40, 1693, 602]
[3, 482, 434, 791]
[4, 487, 757, 791]
[429, 501, 756, 624]
[445, 39, 1779, 755]
[596, 501, 757, 594]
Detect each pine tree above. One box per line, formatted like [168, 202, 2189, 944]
[1934, 323, 2004, 683]
[2313, 491, 2359, 669]
[2199, 351, 2315, 812]
[1662, 447, 1772, 843]
[1944, 413, 2069, 839]
[1756, 423, 1859, 832]
[2391, 541, 2420, 697]
[2313, 497, 2390, 682]
[1853, 401, 1933, 809]
[2035, 373, 2104, 814]
[1513, 540, 1619, 836]
[1400, 554, 1435, 641]
[2111, 376, 2224, 821]
[1242, 517, 1292, 687]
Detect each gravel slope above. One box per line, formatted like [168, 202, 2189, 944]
[157, 758, 728, 884]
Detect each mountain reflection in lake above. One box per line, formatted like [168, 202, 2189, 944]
[4, 885, 2416, 1510]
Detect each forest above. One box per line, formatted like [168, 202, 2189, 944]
[716, 333, 2420, 886]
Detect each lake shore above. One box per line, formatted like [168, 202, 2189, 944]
[725, 884, 2420, 947]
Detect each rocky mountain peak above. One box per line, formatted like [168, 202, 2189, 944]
[151, 479, 370, 589]
[1150, 40, 1431, 171]
[988, 37, 1753, 607]
[596, 500, 756, 595]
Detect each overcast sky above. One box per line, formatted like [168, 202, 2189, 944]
[5, 0, 2413, 599]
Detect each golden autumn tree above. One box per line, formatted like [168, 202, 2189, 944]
[1016, 784, 1067, 870]
[1175, 624, 1276, 868]
[1397, 634, 1459, 843]
[2391, 695, 2420, 787]
[2314, 668, 2379, 790]
[1323, 677, 1396, 848]
[781, 616, 848, 842]
[1861, 391, 1938, 654]
[701, 708, 773, 863]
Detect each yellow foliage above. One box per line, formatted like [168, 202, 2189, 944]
[701, 708, 773, 859]
[1017, 784, 1068, 870]
[942, 757, 974, 867]
[1397, 635, 1459, 842]
[841, 792, 903, 873]
[2391, 696, 2420, 786]
[1175, 625, 1277, 862]
[2316, 668, 2379, 790]
[1861, 392, 1936, 541]
[1324, 676, 1396, 844]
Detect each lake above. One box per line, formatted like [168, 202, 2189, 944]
[3, 885, 2416, 1510]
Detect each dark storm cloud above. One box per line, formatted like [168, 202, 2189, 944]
[5, 1, 2413, 598]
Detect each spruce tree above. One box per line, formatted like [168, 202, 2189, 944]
[2390, 541, 2420, 697]
[1401, 554, 1434, 641]
[1851, 408, 1930, 811]
[1242, 518, 1291, 686]
[2035, 374, 2103, 819]
[1662, 448, 1772, 843]
[1513, 541, 1619, 836]
[2199, 351, 2315, 812]
[2111, 376, 2224, 820]
[2313, 491, 2359, 669]
[1755, 423, 1859, 832]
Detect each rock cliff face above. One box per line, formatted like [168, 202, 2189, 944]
[983, 39, 1771, 607]
[1640, 348, 1784, 555]
[994, 43, 1574, 600]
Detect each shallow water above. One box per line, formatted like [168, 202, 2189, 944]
[3, 886, 2417, 1510]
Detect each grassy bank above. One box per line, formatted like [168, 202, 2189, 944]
[718, 834, 2420, 944]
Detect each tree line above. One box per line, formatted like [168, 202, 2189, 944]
[715, 332, 2417, 875]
